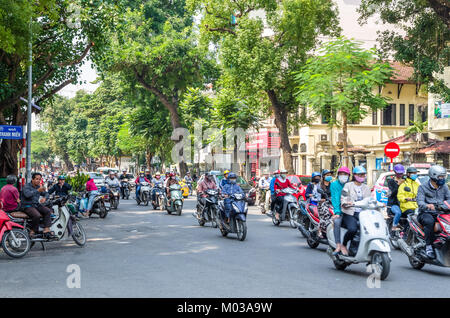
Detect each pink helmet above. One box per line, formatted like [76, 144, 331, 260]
[337, 166, 351, 175]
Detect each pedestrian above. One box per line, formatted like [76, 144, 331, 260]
[0, 175, 20, 212]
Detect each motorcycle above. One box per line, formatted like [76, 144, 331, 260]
[108, 185, 120, 210]
[195, 189, 219, 227]
[9, 196, 86, 250]
[397, 201, 450, 270]
[137, 181, 151, 206]
[271, 187, 301, 228]
[152, 183, 166, 210]
[385, 206, 412, 250]
[120, 179, 131, 200]
[298, 191, 334, 249]
[325, 196, 391, 281]
[217, 193, 248, 241]
[0, 206, 31, 258]
[165, 183, 184, 215]
[179, 180, 190, 198]
[89, 192, 108, 218]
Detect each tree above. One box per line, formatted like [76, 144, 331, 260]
[358, 0, 450, 101]
[30, 130, 52, 170]
[0, 0, 117, 176]
[102, 1, 218, 175]
[294, 37, 393, 167]
[189, 0, 341, 174]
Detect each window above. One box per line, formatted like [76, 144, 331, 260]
[409, 104, 414, 125]
[382, 104, 396, 126]
[321, 105, 335, 124]
[372, 110, 377, 125]
[301, 155, 306, 174]
[400, 104, 405, 126]
[421, 106, 428, 122]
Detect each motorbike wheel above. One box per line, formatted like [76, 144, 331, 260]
[297, 215, 309, 238]
[159, 198, 164, 211]
[289, 209, 298, 229]
[333, 259, 348, 271]
[408, 256, 425, 270]
[370, 252, 391, 281]
[99, 202, 108, 219]
[198, 218, 206, 226]
[220, 226, 228, 237]
[176, 204, 182, 216]
[1, 229, 31, 258]
[114, 197, 119, 209]
[236, 220, 247, 241]
[307, 234, 320, 249]
[387, 218, 400, 250]
[72, 222, 87, 247]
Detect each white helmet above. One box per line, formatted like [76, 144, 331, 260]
[429, 165, 447, 184]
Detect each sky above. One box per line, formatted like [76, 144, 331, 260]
[58, 0, 400, 98]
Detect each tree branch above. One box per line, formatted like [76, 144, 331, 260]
[205, 26, 236, 36]
[58, 42, 94, 68]
[36, 78, 75, 104]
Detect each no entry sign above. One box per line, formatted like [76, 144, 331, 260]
[384, 142, 400, 159]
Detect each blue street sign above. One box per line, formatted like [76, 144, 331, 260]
[0, 125, 23, 140]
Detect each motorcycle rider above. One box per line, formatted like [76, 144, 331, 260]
[416, 165, 450, 259]
[166, 173, 179, 202]
[331, 166, 351, 256]
[196, 172, 218, 217]
[21, 172, 55, 239]
[273, 169, 295, 221]
[135, 172, 150, 203]
[145, 169, 152, 181]
[119, 169, 130, 199]
[220, 170, 230, 189]
[387, 164, 406, 231]
[48, 175, 72, 197]
[258, 172, 271, 205]
[340, 166, 372, 255]
[106, 171, 121, 198]
[151, 172, 164, 203]
[395, 166, 419, 232]
[184, 171, 193, 192]
[222, 173, 244, 224]
[306, 172, 322, 200]
[269, 170, 280, 213]
[317, 169, 333, 238]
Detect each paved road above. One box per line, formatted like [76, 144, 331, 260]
[1, 197, 449, 298]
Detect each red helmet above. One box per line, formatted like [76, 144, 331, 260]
[273, 170, 280, 175]
[169, 173, 175, 177]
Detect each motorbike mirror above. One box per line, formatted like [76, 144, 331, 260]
[404, 186, 411, 192]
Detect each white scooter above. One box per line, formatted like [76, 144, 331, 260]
[326, 194, 392, 280]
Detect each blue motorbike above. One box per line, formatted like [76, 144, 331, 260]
[218, 193, 248, 241]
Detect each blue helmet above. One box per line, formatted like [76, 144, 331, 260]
[353, 166, 367, 174]
[322, 169, 332, 176]
[228, 172, 237, 179]
[311, 172, 321, 178]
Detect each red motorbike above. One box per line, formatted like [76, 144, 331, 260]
[297, 190, 334, 249]
[0, 204, 31, 258]
[397, 201, 450, 270]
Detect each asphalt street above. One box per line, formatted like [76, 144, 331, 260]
[1, 197, 450, 298]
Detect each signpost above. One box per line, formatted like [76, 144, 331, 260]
[384, 142, 400, 171]
[0, 126, 23, 140]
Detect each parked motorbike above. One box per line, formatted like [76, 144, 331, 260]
[165, 183, 183, 215]
[152, 183, 166, 210]
[217, 193, 248, 241]
[120, 179, 131, 200]
[89, 192, 108, 218]
[9, 195, 86, 250]
[271, 187, 301, 228]
[325, 196, 391, 281]
[195, 189, 219, 227]
[397, 201, 450, 270]
[137, 182, 151, 206]
[298, 192, 334, 249]
[0, 206, 31, 258]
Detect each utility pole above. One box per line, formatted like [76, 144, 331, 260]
[26, 17, 32, 182]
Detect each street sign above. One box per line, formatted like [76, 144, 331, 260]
[384, 142, 400, 159]
[0, 125, 23, 140]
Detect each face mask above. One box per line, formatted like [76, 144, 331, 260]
[313, 178, 320, 183]
[280, 174, 286, 179]
[437, 178, 446, 186]
[409, 174, 418, 181]
[275, 174, 280, 178]
[338, 175, 349, 184]
[354, 176, 366, 183]
[324, 176, 333, 182]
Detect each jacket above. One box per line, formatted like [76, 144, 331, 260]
[22, 183, 47, 207]
[269, 177, 277, 195]
[387, 178, 402, 207]
[197, 178, 217, 194]
[417, 181, 450, 214]
[274, 177, 294, 197]
[340, 182, 372, 216]
[397, 177, 419, 212]
[48, 183, 72, 196]
[86, 179, 98, 192]
[222, 183, 244, 196]
[330, 180, 345, 216]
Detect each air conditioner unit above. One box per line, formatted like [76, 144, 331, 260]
[320, 134, 328, 141]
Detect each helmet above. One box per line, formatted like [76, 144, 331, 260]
[393, 164, 405, 175]
[353, 166, 367, 174]
[311, 172, 321, 178]
[169, 173, 175, 177]
[406, 167, 418, 174]
[273, 170, 280, 175]
[145, 169, 150, 173]
[58, 175, 66, 180]
[228, 172, 237, 179]
[122, 169, 126, 172]
[155, 172, 161, 176]
[337, 166, 351, 175]
[224, 170, 230, 175]
[280, 169, 288, 174]
[322, 169, 331, 176]
[429, 165, 447, 182]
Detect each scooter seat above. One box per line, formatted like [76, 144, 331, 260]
[9, 211, 29, 219]
[306, 204, 319, 219]
[411, 214, 424, 230]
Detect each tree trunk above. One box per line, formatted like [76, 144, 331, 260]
[342, 112, 349, 168]
[267, 90, 294, 174]
[145, 150, 153, 171]
[0, 139, 20, 177]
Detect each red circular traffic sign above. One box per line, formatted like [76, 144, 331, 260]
[384, 142, 400, 159]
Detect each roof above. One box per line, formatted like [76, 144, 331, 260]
[336, 146, 371, 153]
[389, 61, 415, 84]
[417, 140, 450, 154]
[380, 133, 438, 145]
